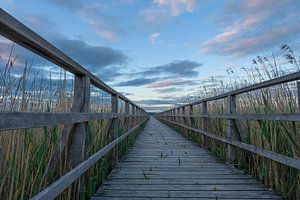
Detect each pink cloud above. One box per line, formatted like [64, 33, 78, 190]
[141, 0, 196, 23]
[201, 0, 299, 56]
[147, 78, 191, 88]
[78, 7, 119, 42]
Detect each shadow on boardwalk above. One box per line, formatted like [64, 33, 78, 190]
[93, 117, 282, 199]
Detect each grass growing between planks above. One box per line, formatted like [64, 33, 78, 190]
[166, 45, 300, 200]
[0, 45, 145, 200]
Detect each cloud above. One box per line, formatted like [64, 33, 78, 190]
[26, 15, 48, 27]
[49, 0, 82, 11]
[53, 37, 128, 81]
[115, 60, 201, 87]
[135, 99, 175, 105]
[0, 36, 127, 82]
[114, 78, 159, 87]
[55, 38, 127, 68]
[120, 92, 134, 96]
[154, 87, 181, 93]
[98, 68, 123, 82]
[147, 78, 196, 88]
[201, 0, 300, 56]
[142, 106, 169, 112]
[149, 32, 161, 44]
[3, 0, 13, 4]
[78, 5, 120, 42]
[135, 96, 187, 112]
[47, 0, 121, 41]
[141, 0, 196, 24]
[134, 60, 202, 78]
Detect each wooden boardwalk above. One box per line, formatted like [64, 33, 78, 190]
[93, 117, 282, 200]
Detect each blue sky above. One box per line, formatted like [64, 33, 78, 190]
[1, 0, 300, 111]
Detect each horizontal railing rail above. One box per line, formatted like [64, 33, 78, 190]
[0, 8, 149, 199]
[160, 113, 300, 122]
[0, 112, 148, 131]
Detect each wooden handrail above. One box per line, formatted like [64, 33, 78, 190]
[0, 112, 148, 131]
[158, 113, 300, 122]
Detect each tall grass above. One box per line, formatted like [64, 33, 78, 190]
[0, 43, 145, 199]
[169, 45, 300, 200]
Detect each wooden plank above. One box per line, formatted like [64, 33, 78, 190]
[103, 179, 260, 185]
[100, 184, 268, 191]
[158, 118, 300, 170]
[93, 198, 281, 200]
[93, 197, 283, 200]
[31, 118, 148, 200]
[96, 190, 281, 198]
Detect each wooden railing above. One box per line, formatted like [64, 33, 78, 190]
[0, 9, 148, 199]
[157, 71, 300, 170]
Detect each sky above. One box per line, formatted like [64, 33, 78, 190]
[0, 0, 300, 112]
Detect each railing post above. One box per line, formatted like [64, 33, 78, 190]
[189, 105, 195, 128]
[201, 101, 207, 147]
[138, 107, 141, 123]
[173, 109, 176, 122]
[297, 81, 300, 109]
[125, 101, 129, 131]
[69, 75, 90, 167]
[138, 108, 141, 123]
[67, 75, 90, 199]
[111, 94, 119, 165]
[177, 107, 180, 124]
[182, 106, 187, 126]
[132, 104, 136, 126]
[227, 95, 237, 164]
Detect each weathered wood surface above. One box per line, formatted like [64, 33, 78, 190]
[93, 117, 282, 199]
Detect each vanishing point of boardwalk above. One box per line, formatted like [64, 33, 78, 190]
[93, 117, 282, 200]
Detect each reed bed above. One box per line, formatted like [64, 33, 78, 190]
[169, 45, 300, 200]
